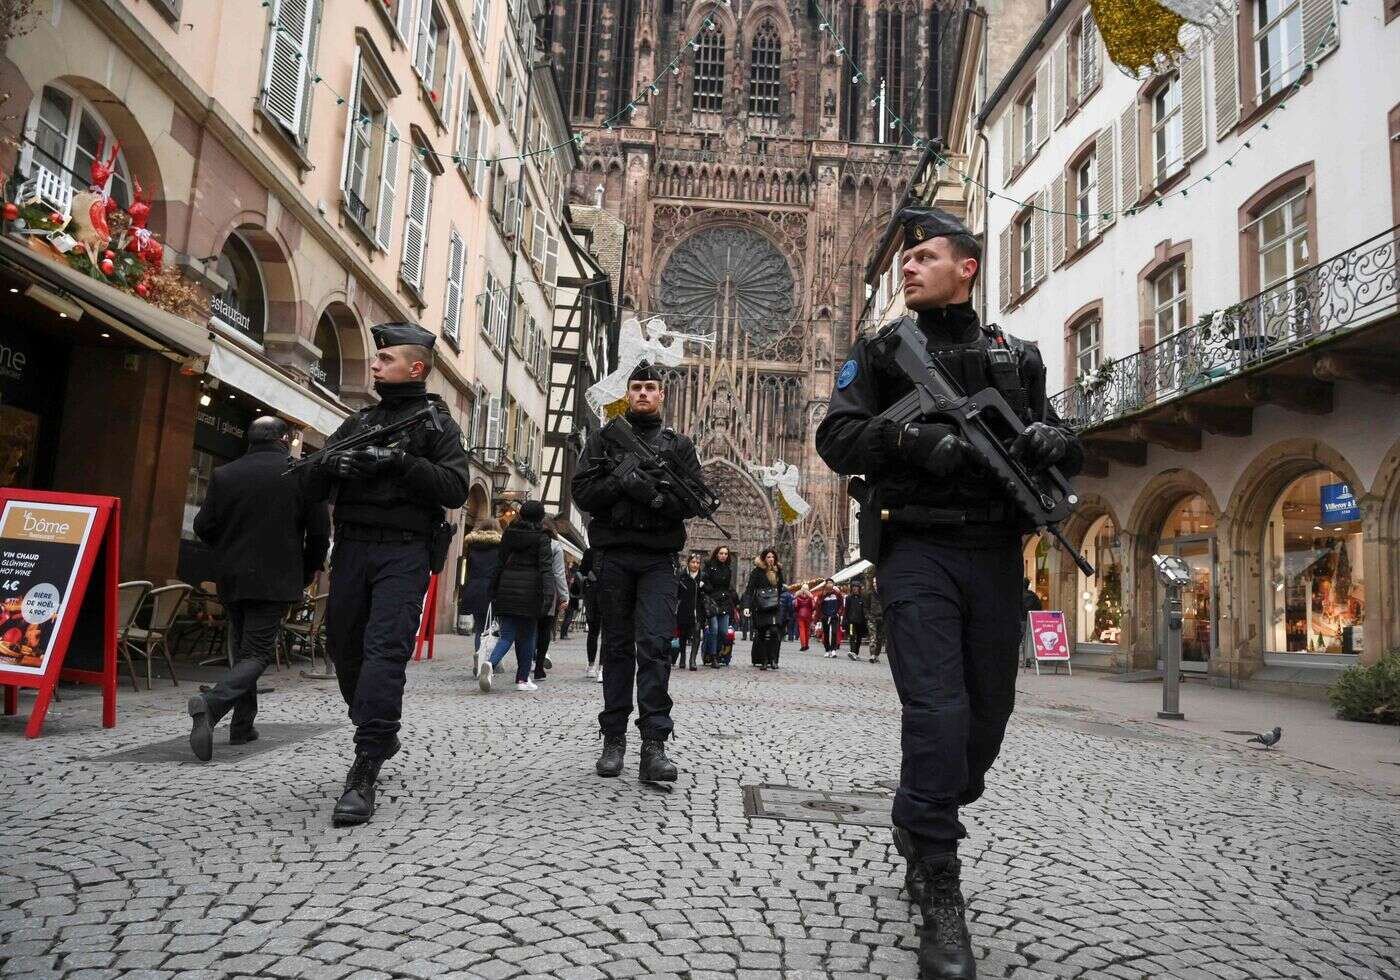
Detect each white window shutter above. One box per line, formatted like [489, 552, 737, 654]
[1051, 39, 1067, 125]
[1181, 41, 1206, 164]
[532, 208, 547, 265]
[998, 226, 1013, 311]
[415, 1, 435, 81]
[1301, 0, 1338, 65]
[375, 120, 401, 250]
[1031, 200, 1046, 285]
[441, 36, 457, 118]
[544, 233, 559, 303]
[1211, 19, 1239, 138]
[1033, 64, 1050, 147]
[472, 0, 488, 43]
[486, 396, 501, 463]
[1118, 105, 1139, 212]
[444, 229, 464, 341]
[474, 128, 489, 192]
[340, 50, 363, 193]
[1050, 177, 1065, 268]
[1095, 126, 1117, 232]
[401, 159, 429, 288]
[1000, 114, 1014, 185]
[1087, 15, 1102, 92]
[263, 0, 315, 135]
[397, 0, 417, 41]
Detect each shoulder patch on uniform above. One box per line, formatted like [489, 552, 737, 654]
[836, 359, 859, 390]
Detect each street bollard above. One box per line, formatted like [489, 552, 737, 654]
[1152, 554, 1191, 721]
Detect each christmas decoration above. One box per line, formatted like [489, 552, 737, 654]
[1093, 564, 1123, 643]
[2, 202, 16, 221]
[586, 315, 715, 420]
[1089, 0, 1188, 76]
[748, 460, 811, 524]
[99, 258, 114, 275]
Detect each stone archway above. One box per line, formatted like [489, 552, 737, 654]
[686, 457, 777, 563]
[313, 299, 372, 407]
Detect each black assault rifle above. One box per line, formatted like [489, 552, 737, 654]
[602, 416, 730, 540]
[284, 402, 445, 475]
[849, 319, 1094, 576]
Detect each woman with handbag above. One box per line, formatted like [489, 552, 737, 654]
[742, 548, 786, 670]
[481, 501, 553, 693]
[698, 545, 736, 667]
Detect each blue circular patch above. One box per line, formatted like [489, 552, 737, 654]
[836, 359, 858, 390]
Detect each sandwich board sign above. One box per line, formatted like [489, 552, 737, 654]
[0, 490, 119, 737]
[1028, 610, 1072, 675]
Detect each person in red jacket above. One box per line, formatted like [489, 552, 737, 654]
[794, 586, 815, 650]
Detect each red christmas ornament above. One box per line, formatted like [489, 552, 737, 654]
[104, 249, 115, 260]
[2, 203, 17, 221]
[105, 197, 119, 214]
[128, 179, 151, 230]
[135, 281, 149, 297]
[50, 212, 63, 225]
[430, 90, 439, 102]
[100, 258, 115, 275]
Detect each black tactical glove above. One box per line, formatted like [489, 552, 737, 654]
[619, 467, 665, 509]
[1010, 422, 1069, 471]
[332, 446, 406, 480]
[896, 422, 982, 477]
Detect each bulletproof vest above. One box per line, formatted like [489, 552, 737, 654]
[600, 423, 684, 534]
[872, 318, 1032, 422]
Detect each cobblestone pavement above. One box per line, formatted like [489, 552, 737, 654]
[3, 634, 1398, 980]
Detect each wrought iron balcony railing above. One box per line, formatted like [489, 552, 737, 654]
[1050, 226, 1399, 431]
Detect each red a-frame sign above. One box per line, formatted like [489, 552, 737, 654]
[0, 490, 119, 737]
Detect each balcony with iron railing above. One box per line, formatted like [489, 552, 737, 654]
[1049, 226, 1400, 456]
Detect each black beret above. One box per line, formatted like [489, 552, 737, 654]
[628, 360, 663, 383]
[371, 321, 436, 350]
[898, 206, 972, 246]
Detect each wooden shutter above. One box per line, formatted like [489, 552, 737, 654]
[1211, 19, 1239, 138]
[340, 50, 363, 193]
[1095, 125, 1117, 232]
[397, 0, 417, 41]
[375, 120, 400, 250]
[263, 0, 315, 135]
[998, 225, 1013, 310]
[544, 233, 559, 303]
[1034, 63, 1050, 148]
[1031, 200, 1046, 285]
[473, 113, 489, 192]
[532, 207, 547, 265]
[1051, 38, 1068, 126]
[1000, 114, 1014, 185]
[1118, 104, 1139, 212]
[1180, 41, 1206, 164]
[486, 395, 501, 463]
[441, 37, 457, 120]
[455, 76, 469, 160]
[1301, 0, 1338, 63]
[401, 159, 430, 289]
[415, 1, 435, 81]
[444, 228, 464, 342]
[1050, 176, 1065, 268]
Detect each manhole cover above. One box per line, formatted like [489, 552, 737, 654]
[91, 723, 341, 764]
[743, 784, 891, 826]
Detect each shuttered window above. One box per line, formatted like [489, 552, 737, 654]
[1095, 126, 1117, 232]
[375, 120, 400, 250]
[1051, 38, 1068, 126]
[544, 233, 559, 305]
[1050, 175, 1066, 268]
[443, 228, 465, 343]
[998, 225, 1013, 312]
[1212, 19, 1241, 138]
[485, 395, 502, 465]
[1180, 45, 1206, 164]
[400, 156, 432, 292]
[262, 0, 318, 139]
[396, 0, 416, 42]
[471, 0, 489, 45]
[1119, 104, 1139, 210]
[457, 92, 487, 194]
[1151, 75, 1184, 183]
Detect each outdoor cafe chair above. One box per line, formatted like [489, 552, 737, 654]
[123, 583, 191, 689]
[115, 580, 152, 693]
[279, 594, 329, 671]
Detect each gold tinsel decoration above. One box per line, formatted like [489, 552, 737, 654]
[143, 264, 208, 322]
[1089, 0, 1188, 76]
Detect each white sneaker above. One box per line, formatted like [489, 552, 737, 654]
[586, 664, 596, 678]
[478, 661, 492, 692]
[516, 680, 539, 692]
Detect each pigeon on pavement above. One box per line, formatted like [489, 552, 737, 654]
[1245, 726, 1282, 750]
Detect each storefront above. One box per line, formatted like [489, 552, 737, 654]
[0, 321, 70, 491]
[1155, 495, 1218, 672]
[1076, 515, 1123, 648]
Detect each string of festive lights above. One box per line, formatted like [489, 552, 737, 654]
[259, 0, 725, 167]
[813, 4, 1344, 222]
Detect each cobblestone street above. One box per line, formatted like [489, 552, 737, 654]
[3, 636, 1398, 980]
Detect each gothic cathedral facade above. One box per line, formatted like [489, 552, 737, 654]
[549, 0, 960, 576]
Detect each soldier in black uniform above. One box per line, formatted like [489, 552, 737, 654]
[309, 322, 470, 826]
[570, 361, 706, 783]
[815, 207, 1082, 979]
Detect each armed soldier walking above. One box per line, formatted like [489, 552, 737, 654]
[816, 207, 1083, 979]
[570, 362, 710, 782]
[308, 322, 469, 826]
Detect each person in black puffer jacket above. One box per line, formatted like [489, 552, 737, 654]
[697, 545, 736, 667]
[741, 549, 786, 670]
[674, 553, 704, 670]
[458, 518, 503, 663]
[480, 500, 552, 693]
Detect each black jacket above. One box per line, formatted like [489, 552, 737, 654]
[815, 302, 1083, 546]
[843, 593, 868, 627]
[570, 411, 705, 553]
[193, 443, 330, 603]
[308, 384, 470, 534]
[457, 530, 502, 617]
[489, 520, 553, 618]
[698, 556, 737, 615]
[741, 563, 786, 630]
[676, 570, 702, 632]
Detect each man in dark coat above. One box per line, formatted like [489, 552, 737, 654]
[674, 553, 703, 670]
[815, 207, 1083, 979]
[843, 581, 869, 661]
[570, 361, 706, 782]
[306, 322, 470, 826]
[187, 417, 330, 761]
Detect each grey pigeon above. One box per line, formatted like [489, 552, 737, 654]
[1246, 726, 1282, 750]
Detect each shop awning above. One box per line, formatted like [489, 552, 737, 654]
[558, 537, 583, 562]
[0, 236, 210, 359]
[832, 559, 872, 584]
[208, 338, 348, 437]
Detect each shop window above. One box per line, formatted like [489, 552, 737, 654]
[1022, 534, 1050, 609]
[312, 312, 342, 394]
[1077, 516, 1122, 644]
[1157, 494, 1217, 668]
[211, 232, 267, 344]
[22, 84, 131, 207]
[1264, 470, 1365, 655]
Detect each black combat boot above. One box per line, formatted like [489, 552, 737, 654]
[916, 854, 976, 979]
[638, 739, 678, 782]
[332, 753, 383, 827]
[595, 734, 625, 777]
[892, 827, 927, 903]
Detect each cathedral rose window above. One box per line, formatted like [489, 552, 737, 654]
[659, 227, 795, 347]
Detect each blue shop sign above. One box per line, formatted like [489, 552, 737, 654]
[1319, 482, 1360, 524]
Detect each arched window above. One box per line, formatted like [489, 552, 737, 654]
[312, 312, 343, 395]
[211, 232, 267, 344]
[1157, 494, 1217, 668]
[692, 25, 726, 116]
[1077, 516, 1122, 645]
[1264, 470, 1365, 655]
[840, 4, 863, 141]
[613, 0, 640, 117]
[748, 20, 782, 123]
[1022, 534, 1049, 608]
[23, 84, 132, 206]
[875, 3, 911, 146]
[568, 0, 604, 119]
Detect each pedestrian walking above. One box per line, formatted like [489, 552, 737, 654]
[868, 574, 886, 663]
[780, 587, 797, 641]
[816, 206, 1083, 978]
[844, 581, 869, 660]
[742, 549, 786, 670]
[458, 517, 503, 671]
[795, 586, 815, 650]
[577, 547, 602, 680]
[698, 545, 737, 668]
[185, 417, 330, 762]
[675, 554, 704, 670]
[308, 323, 470, 826]
[532, 517, 569, 681]
[480, 500, 553, 693]
[818, 580, 843, 658]
[570, 361, 709, 782]
[559, 571, 581, 639]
